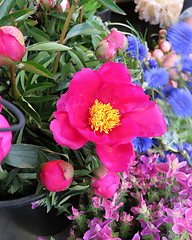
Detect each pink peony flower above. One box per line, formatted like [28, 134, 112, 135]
[0, 26, 26, 65]
[57, 0, 70, 13]
[0, 99, 12, 162]
[50, 62, 166, 172]
[91, 166, 120, 198]
[96, 40, 117, 61]
[38, 160, 74, 192]
[104, 28, 128, 51]
[34, 0, 56, 10]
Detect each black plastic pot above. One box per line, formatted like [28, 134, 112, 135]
[0, 193, 72, 236]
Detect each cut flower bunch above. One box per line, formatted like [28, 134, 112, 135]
[0, 0, 192, 239]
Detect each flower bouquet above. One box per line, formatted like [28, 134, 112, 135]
[1, 0, 192, 239]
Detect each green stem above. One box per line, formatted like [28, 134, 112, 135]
[10, 65, 20, 101]
[52, 0, 80, 75]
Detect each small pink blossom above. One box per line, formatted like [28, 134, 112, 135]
[132, 232, 140, 240]
[120, 212, 133, 224]
[91, 166, 120, 198]
[68, 206, 85, 220]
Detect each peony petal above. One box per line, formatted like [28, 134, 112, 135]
[96, 142, 135, 172]
[50, 111, 87, 149]
[128, 102, 166, 137]
[98, 62, 132, 83]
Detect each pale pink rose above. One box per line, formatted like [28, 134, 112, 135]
[0, 26, 25, 65]
[39, 160, 74, 192]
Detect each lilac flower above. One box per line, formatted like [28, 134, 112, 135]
[140, 220, 161, 240]
[31, 200, 42, 209]
[102, 198, 123, 221]
[67, 206, 85, 220]
[166, 21, 192, 55]
[132, 232, 140, 240]
[165, 88, 192, 117]
[83, 218, 121, 240]
[143, 67, 169, 88]
[126, 35, 147, 61]
[132, 137, 152, 153]
[120, 212, 133, 225]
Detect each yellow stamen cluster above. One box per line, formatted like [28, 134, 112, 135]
[89, 99, 121, 134]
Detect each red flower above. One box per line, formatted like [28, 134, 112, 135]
[0, 26, 26, 65]
[50, 62, 166, 172]
[38, 160, 74, 192]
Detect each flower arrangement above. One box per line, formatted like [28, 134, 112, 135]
[1, 0, 192, 239]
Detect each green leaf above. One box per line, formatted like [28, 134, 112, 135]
[16, 97, 42, 127]
[17, 61, 55, 79]
[0, 0, 15, 20]
[23, 95, 58, 103]
[24, 82, 56, 95]
[24, 22, 50, 42]
[98, 0, 126, 15]
[3, 144, 46, 168]
[27, 41, 71, 52]
[65, 22, 100, 41]
[68, 50, 85, 71]
[0, 9, 35, 26]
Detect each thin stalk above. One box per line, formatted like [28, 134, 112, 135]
[10, 65, 20, 101]
[52, 0, 80, 75]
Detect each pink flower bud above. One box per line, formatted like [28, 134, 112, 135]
[104, 28, 128, 51]
[34, 0, 56, 10]
[159, 29, 167, 38]
[159, 40, 171, 53]
[91, 166, 120, 198]
[152, 49, 164, 61]
[0, 26, 26, 66]
[0, 98, 12, 162]
[96, 39, 117, 61]
[39, 160, 74, 192]
[57, 0, 70, 13]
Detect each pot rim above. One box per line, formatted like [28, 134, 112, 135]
[0, 193, 45, 208]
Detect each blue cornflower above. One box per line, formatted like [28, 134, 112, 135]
[186, 81, 192, 93]
[126, 35, 147, 61]
[178, 142, 192, 160]
[142, 58, 159, 71]
[165, 88, 192, 117]
[132, 137, 152, 153]
[181, 56, 192, 72]
[143, 67, 169, 88]
[166, 21, 192, 56]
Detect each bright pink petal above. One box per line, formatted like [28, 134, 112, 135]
[155, 163, 169, 173]
[128, 102, 166, 137]
[172, 223, 185, 234]
[0, 114, 12, 162]
[96, 142, 135, 172]
[98, 62, 131, 83]
[50, 111, 87, 149]
[104, 30, 125, 49]
[2, 32, 25, 61]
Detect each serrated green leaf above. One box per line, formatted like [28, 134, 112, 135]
[0, 0, 15, 20]
[3, 144, 46, 168]
[98, 0, 126, 15]
[17, 61, 55, 79]
[27, 41, 71, 52]
[65, 22, 100, 41]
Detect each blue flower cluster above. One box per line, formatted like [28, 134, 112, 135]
[126, 35, 147, 61]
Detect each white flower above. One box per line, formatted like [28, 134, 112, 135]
[134, 0, 184, 28]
